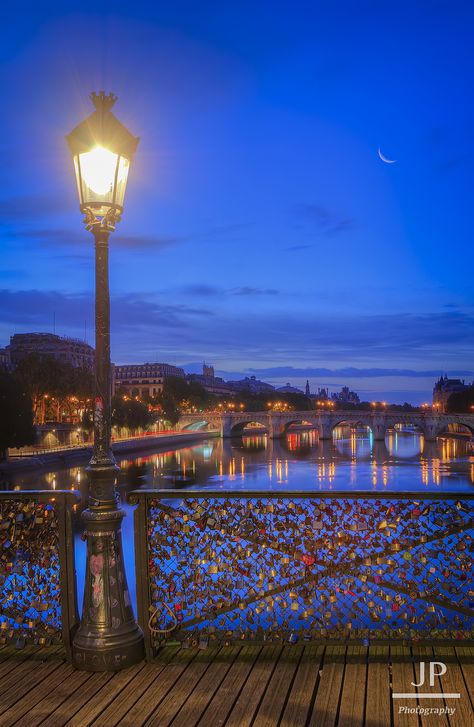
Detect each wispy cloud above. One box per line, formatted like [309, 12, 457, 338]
[295, 203, 355, 236]
[180, 284, 280, 297]
[231, 286, 279, 296]
[244, 366, 473, 379]
[1, 289, 473, 376]
[11, 227, 185, 252]
[0, 194, 67, 222]
[285, 243, 314, 252]
[0, 288, 212, 340]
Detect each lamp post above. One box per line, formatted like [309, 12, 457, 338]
[67, 92, 144, 671]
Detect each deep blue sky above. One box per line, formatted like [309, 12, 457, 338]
[0, 1, 473, 402]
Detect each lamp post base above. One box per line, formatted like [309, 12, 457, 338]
[73, 624, 145, 671]
[72, 499, 144, 671]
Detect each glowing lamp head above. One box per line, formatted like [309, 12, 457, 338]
[67, 92, 139, 220]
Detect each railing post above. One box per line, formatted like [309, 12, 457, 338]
[130, 493, 154, 660]
[57, 492, 80, 660]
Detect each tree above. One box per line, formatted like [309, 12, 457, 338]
[446, 387, 474, 413]
[157, 376, 212, 424]
[0, 372, 36, 460]
[15, 353, 94, 424]
[111, 395, 153, 430]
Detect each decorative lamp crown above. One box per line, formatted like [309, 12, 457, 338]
[90, 91, 118, 113]
[66, 92, 139, 225]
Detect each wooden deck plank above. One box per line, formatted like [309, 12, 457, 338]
[458, 662, 474, 709]
[280, 644, 324, 727]
[345, 645, 368, 663]
[365, 663, 391, 727]
[0, 642, 469, 727]
[412, 646, 449, 727]
[252, 644, 303, 727]
[21, 669, 93, 727]
[368, 645, 390, 663]
[225, 644, 283, 727]
[115, 648, 198, 727]
[390, 645, 412, 663]
[437, 649, 474, 727]
[0, 645, 56, 684]
[454, 646, 474, 664]
[144, 647, 221, 727]
[0, 662, 75, 727]
[325, 645, 347, 663]
[392, 660, 419, 727]
[0, 645, 39, 674]
[42, 671, 116, 727]
[196, 644, 262, 727]
[65, 662, 145, 727]
[308, 661, 345, 727]
[90, 648, 181, 727]
[169, 645, 241, 727]
[0, 652, 65, 717]
[337, 663, 367, 727]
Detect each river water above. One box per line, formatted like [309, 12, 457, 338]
[7, 426, 473, 495]
[4, 426, 473, 612]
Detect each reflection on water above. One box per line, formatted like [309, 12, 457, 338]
[3, 426, 472, 615]
[5, 425, 473, 496]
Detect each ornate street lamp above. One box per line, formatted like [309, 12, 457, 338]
[67, 92, 144, 670]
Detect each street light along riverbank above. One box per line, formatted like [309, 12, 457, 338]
[66, 91, 144, 670]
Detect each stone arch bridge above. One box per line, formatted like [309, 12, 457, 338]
[177, 411, 474, 442]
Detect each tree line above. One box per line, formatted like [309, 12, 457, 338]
[1, 359, 473, 461]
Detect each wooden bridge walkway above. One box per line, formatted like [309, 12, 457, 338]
[0, 643, 472, 726]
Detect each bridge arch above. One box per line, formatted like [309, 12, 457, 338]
[332, 419, 373, 458]
[180, 420, 211, 432]
[332, 419, 374, 435]
[271, 418, 319, 438]
[435, 421, 474, 438]
[229, 420, 269, 437]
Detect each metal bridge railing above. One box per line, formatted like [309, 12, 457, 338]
[0, 491, 80, 658]
[129, 489, 474, 660]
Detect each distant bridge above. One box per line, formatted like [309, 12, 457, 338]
[177, 410, 474, 441]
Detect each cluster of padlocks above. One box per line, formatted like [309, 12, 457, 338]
[146, 496, 474, 646]
[0, 499, 62, 646]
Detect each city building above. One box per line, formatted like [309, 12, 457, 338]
[227, 375, 275, 394]
[332, 386, 360, 405]
[187, 363, 235, 396]
[433, 374, 471, 412]
[7, 332, 94, 369]
[305, 385, 330, 402]
[0, 347, 11, 370]
[276, 382, 304, 394]
[114, 362, 185, 398]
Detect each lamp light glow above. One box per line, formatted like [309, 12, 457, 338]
[79, 146, 124, 195]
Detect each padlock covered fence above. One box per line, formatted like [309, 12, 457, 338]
[0, 491, 79, 656]
[129, 490, 474, 659]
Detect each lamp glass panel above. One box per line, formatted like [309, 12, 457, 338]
[114, 156, 130, 208]
[73, 156, 83, 205]
[78, 146, 118, 207]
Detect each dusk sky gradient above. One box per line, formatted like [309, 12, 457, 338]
[0, 1, 473, 402]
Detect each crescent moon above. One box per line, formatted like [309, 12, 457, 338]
[378, 148, 397, 164]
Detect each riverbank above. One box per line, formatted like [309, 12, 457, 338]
[0, 430, 219, 475]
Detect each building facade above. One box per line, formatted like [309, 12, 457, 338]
[114, 362, 185, 398]
[187, 363, 235, 396]
[433, 375, 470, 412]
[276, 382, 304, 394]
[7, 333, 94, 369]
[0, 348, 10, 370]
[332, 386, 360, 405]
[227, 375, 275, 394]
